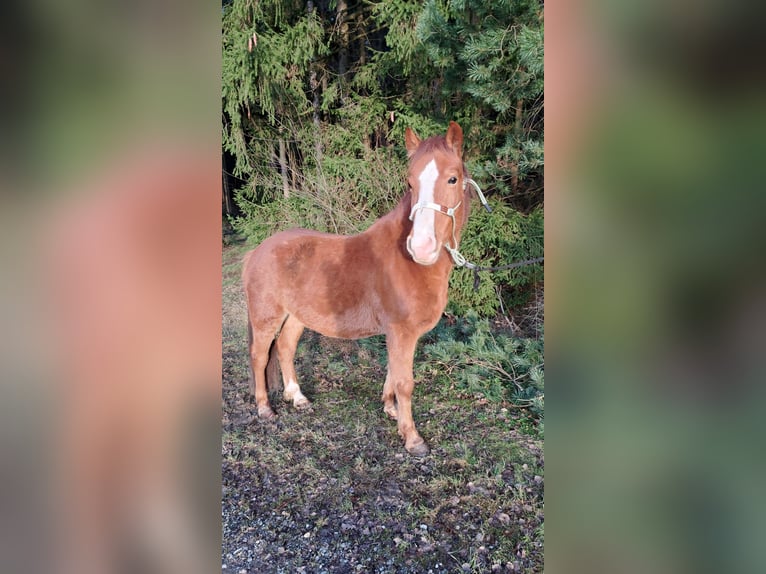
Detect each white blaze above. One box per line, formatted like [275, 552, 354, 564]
[409, 159, 439, 261]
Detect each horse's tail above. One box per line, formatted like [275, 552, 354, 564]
[265, 337, 281, 393]
[247, 317, 256, 395]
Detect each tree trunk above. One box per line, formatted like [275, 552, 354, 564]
[308, 0, 323, 163]
[358, 12, 367, 67]
[358, 11, 371, 150]
[337, 0, 348, 93]
[221, 155, 234, 216]
[278, 138, 290, 198]
[310, 69, 323, 162]
[288, 144, 299, 191]
[433, 77, 442, 116]
[511, 98, 524, 192]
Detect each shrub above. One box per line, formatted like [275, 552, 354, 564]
[447, 203, 544, 316]
[420, 312, 544, 429]
[231, 138, 407, 244]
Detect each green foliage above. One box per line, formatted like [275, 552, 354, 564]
[370, 0, 429, 78]
[416, 0, 544, 196]
[222, 0, 545, 316]
[231, 133, 408, 243]
[448, 204, 544, 316]
[420, 312, 544, 428]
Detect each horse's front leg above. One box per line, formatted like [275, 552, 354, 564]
[385, 332, 429, 456]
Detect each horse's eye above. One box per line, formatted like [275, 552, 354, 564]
[447, 176, 457, 185]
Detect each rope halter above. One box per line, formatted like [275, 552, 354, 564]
[408, 177, 491, 266]
[408, 198, 462, 255]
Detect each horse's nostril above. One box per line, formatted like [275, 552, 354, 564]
[410, 234, 435, 250]
[407, 234, 438, 264]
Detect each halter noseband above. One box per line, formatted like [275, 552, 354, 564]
[409, 198, 462, 253]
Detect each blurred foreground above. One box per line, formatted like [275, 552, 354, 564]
[0, 2, 220, 573]
[548, 1, 766, 573]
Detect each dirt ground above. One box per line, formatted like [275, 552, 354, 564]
[222, 242, 544, 573]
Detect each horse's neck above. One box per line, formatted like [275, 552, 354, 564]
[366, 194, 409, 244]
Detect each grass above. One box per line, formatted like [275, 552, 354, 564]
[222, 242, 544, 573]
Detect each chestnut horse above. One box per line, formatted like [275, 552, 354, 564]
[242, 121, 473, 456]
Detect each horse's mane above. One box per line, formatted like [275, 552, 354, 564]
[410, 135, 453, 164]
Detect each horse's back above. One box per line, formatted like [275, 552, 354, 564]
[243, 227, 345, 281]
[242, 228, 386, 338]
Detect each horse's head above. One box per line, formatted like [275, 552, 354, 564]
[404, 121, 469, 266]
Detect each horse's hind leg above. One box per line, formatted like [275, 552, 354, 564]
[277, 315, 310, 410]
[248, 318, 280, 419]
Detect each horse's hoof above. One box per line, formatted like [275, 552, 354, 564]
[406, 441, 430, 457]
[257, 405, 276, 419]
[383, 404, 398, 420]
[294, 398, 313, 411]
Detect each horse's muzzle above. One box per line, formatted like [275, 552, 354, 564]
[406, 235, 440, 265]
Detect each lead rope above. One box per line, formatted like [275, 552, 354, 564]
[443, 177, 489, 267]
[447, 178, 544, 290]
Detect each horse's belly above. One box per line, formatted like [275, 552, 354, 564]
[295, 305, 383, 340]
[318, 324, 383, 340]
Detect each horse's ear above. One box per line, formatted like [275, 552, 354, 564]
[445, 121, 463, 159]
[405, 127, 421, 158]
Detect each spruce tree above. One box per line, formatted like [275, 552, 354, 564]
[416, 0, 544, 207]
[221, 0, 544, 315]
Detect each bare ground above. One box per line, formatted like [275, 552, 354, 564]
[222, 242, 544, 573]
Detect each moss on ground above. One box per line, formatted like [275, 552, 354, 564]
[222, 243, 544, 573]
